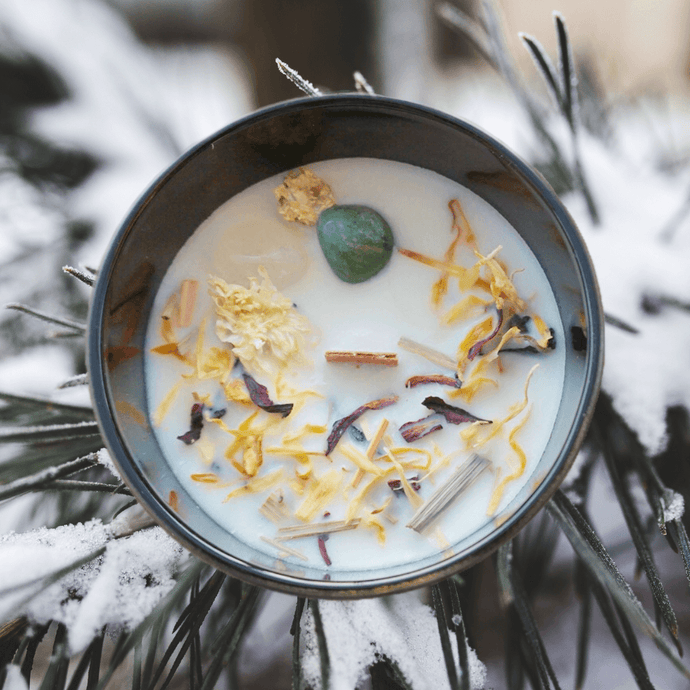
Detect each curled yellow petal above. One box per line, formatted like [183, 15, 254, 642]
[294, 469, 343, 522]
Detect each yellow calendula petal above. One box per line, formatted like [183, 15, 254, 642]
[190, 472, 219, 484]
[380, 446, 433, 471]
[486, 364, 538, 441]
[242, 435, 263, 477]
[386, 453, 424, 510]
[360, 512, 387, 545]
[486, 408, 531, 515]
[223, 468, 285, 502]
[195, 436, 215, 465]
[475, 248, 527, 312]
[282, 423, 328, 446]
[223, 378, 253, 406]
[339, 443, 385, 477]
[198, 346, 235, 380]
[457, 263, 483, 293]
[442, 294, 493, 326]
[152, 381, 182, 427]
[294, 468, 343, 522]
[295, 460, 312, 481]
[532, 314, 553, 349]
[346, 474, 383, 522]
[456, 315, 495, 372]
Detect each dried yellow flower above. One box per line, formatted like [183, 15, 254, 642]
[209, 267, 311, 376]
[273, 168, 336, 226]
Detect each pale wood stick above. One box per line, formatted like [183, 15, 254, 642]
[325, 351, 398, 367]
[260, 535, 308, 561]
[276, 519, 361, 541]
[398, 337, 457, 371]
[176, 279, 198, 328]
[406, 454, 490, 533]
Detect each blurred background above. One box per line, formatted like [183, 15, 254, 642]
[106, 0, 690, 105]
[2, 0, 690, 688]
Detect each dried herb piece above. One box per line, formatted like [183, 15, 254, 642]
[325, 396, 399, 455]
[407, 454, 490, 532]
[468, 309, 504, 360]
[260, 490, 290, 523]
[398, 337, 457, 370]
[259, 535, 308, 562]
[399, 417, 444, 443]
[190, 473, 219, 483]
[176, 279, 199, 328]
[421, 397, 491, 425]
[325, 351, 398, 367]
[388, 475, 421, 494]
[243, 374, 293, 417]
[318, 535, 332, 566]
[276, 519, 361, 541]
[177, 402, 204, 445]
[274, 168, 336, 226]
[405, 374, 461, 389]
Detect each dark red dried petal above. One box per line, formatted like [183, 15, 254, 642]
[388, 475, 421, 494]
[421, 397, 490, 425]
[325, 395, 399, 455]
[243, 374, 293, 417]
[177, 402, 204, 445]
[399, 417, 444, 442]
[317, 536, 332, 566]
[405, 374, 461, 389]
[468, 309, 504, 360]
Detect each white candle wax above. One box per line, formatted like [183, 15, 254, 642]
[144, 158, 566, 572]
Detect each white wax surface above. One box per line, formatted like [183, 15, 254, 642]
[144, 158, 566, 572]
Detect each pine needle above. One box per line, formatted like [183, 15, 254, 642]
[6, 302, 85, 332]
[62, 265, 96, 287]
[275, 59, 322, 97]
[0, 452, 98, 500]
[548, 492, 690, 681]
[353, 71, 375, 95]
[58, 373, 89, 389]
[0, 420, 101, 444]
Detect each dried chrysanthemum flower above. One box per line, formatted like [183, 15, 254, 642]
[209, 267, 311, 375]
[273, 167, 336, 225]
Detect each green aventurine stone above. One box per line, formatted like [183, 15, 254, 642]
[316, 205, 394, 284]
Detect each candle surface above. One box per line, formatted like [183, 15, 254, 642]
[144, 158, 566, 572]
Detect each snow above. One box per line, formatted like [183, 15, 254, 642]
[563, 126, 690, 454]
[96, 447, 121, 479]
[0, 347, 74, 396]
[0, 519, 187, 653]
[300, 594, 487, 690]
[2, 666, 28, 690]
[442, 69, 690, 455]
[664, 491, 685, 523]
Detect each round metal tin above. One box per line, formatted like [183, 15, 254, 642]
[88, 94, 603, 598]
